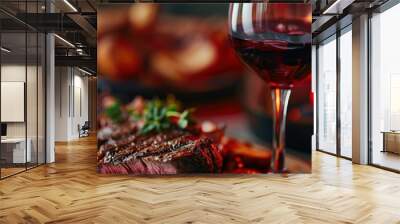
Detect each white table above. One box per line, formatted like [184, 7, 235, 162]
[1, 138, 31, 163]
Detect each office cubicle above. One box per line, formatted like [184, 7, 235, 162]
[0, 1, 46, 179]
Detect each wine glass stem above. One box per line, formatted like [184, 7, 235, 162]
[270, 88, 291, 173]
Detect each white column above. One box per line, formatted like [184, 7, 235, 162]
[46, 32, 55, 163]
[45, 0, 56, 163]
[352, 14, 369, 164]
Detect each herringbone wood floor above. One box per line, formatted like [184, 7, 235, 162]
[1, 136, 400, 224]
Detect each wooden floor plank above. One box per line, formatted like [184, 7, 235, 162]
[0, 136, 399, 223]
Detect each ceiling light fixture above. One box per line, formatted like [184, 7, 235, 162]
[323, 0, 341, 14]
[63, 0, 78, 12]
[78, 67, 94, 76]
[322, 0, 355, 15]
[54, 34, 75, 48]
[1, 47, 11, 53]
[76, 48, 86, 56]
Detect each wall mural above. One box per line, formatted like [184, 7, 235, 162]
[97, 3, 312, 175]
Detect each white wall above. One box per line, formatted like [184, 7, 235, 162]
[1, 65, 26, 140]
[55, 67, 89, 141]
[72, 73, 89, 138]
[55, 66, 69, 141]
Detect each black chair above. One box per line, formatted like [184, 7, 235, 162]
[78, 121, 90, 138]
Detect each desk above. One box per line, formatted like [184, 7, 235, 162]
[382, 131, 400, 154]
[1, 138, 31, 163]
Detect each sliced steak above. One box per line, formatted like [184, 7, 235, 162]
[97, 129, 223, 174]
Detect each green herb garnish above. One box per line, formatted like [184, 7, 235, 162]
[137, 98, 194, 135]
[104, 101, 124, 123]
[103, 96, 194, 134]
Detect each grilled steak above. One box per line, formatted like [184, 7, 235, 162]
[97, 129, 223, 174]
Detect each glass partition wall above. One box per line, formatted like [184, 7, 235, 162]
[316, 26, 353, 159]
[0, 2, 46, 179]
[339, 27, 352, 159]
[316, 0, 400, 172]
[0, 30, 27, 177]
[370, 2, 400, 171]
[317, 35, 337, 155]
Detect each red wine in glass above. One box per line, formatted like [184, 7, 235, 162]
[229, 3, 311, 172]
[231, 36, 311, 89]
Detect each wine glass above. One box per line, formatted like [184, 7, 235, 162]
[229, 3, 311, 172]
